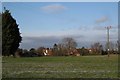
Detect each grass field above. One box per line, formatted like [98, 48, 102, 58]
[2, 55, 119, 78]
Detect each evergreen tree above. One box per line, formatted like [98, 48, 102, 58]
[53, 43, 58, 56]
[2, 9, 22, 57]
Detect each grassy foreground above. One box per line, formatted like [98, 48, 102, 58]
[2, 55, 119, 78]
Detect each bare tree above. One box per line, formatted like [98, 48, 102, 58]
[105, 41, 115, 51]
[91, 42, 102, 54]
[60, 37, 77, 55]
[36, 47, 45, 56]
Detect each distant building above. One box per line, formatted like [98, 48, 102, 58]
[43, 48, 53, 56]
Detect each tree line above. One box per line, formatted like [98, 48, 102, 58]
[14, 42, 118, 57]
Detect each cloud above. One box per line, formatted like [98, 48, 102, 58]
[20, 34, 84, 49]
[95, 16, 109, 24]
[20, 36, 60, 49]
[40, 4, 67, 13]
[20, 24, 118, 49]
[93, 26, 106, 30]
[93, 25, 118, 34]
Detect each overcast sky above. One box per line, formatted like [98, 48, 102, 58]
[2, 2, 118, 49]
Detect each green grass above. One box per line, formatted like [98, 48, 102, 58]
[2, 55, 119, 78]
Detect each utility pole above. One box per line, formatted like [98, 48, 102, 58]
[105, 26, 111, 57]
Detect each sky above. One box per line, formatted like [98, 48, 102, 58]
[2, 2, 118, 49]
[1, 0, 119, 2]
